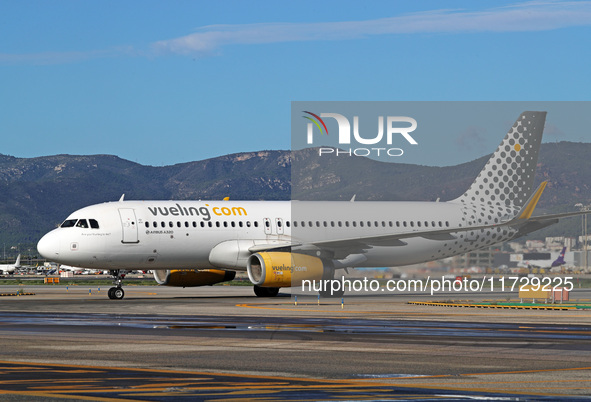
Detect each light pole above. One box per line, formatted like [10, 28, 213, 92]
[576, 203, 590, 273]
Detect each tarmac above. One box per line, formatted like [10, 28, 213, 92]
[1, 284, 591, 400]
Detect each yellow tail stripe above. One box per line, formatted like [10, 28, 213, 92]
[519, 181, 547, 219]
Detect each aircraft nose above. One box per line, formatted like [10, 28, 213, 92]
[37, 231, 60, 259]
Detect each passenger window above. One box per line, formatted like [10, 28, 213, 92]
[286, 221, 290, 227]
[246, 221, 251, 227]
[359, 221, 364, 227]
[345, 221, 349, 227]
[76, 219, 89, 228]
[153, 221, 157, 228]
[185, 221, 189, 228]
[193, 222, 197, 228]
[254, 221, 259, 227]
[215, 222, 220, 227]
[177, 222, 181, 228]
[161, 222, 166, 228]
[265, 221, 270, 228]
[277, 220, 282, 228]
[293, 221, 298, 227]
[145, 222, 150, 228]
[208, 222, 213, 227]
[200, 222, 205, 227]
[352, 222, 357, 227]
[223, 222, 228, 227]
[89, 219, 100, 229]
[61, 219, 78, 228]
[239, 222, 243, 227]
[231, 222, 235, 227]
[169, 221, 173, 228]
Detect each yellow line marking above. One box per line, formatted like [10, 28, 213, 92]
[0, 390, 144, 402]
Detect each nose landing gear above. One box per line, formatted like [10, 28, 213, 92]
[108, 270, 125, 300]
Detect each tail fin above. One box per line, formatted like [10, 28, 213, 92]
[454, 111, 546, 207]
[14, 254, 20, 268]
[552, 247, 567, 266]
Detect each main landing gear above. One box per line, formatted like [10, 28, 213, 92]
[108, 270, 125, 300]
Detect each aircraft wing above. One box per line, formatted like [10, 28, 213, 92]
[252, 181, 589, 260]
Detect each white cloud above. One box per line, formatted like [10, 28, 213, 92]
[152, 1, 591, 55]
[2, 1, 591, 65]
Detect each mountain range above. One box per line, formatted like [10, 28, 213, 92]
[0, 141, 589, 254]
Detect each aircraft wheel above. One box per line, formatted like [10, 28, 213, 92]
[253, 285, 279, 297]
[108, 287, 116, 299]
[113, 287, 125, 300]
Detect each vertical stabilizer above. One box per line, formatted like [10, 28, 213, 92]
[14, 254, 20, 268]
[454, 111, 546, 208]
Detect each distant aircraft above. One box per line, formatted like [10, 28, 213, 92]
[519, 247, 567, 269]
[59, 264, 86, 272]
[0, 254, 21, 274]
[37, 111, 591, 299]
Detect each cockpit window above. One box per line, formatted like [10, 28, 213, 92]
[76, 219, 89, 228]
[89, 219, 99, 229]
[61, 219, 77, 228]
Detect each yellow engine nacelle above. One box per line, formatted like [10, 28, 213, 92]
[247, 252, 328, 287]
[153, 269, 236, 287]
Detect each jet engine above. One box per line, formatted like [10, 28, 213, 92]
[246, 252, 329, 287]
[153, 269, 236, 287]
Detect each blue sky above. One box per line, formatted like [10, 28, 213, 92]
[1, 1, 591, 166]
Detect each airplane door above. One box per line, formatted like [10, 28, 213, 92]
[119, 208, 139, 243]
[263, 218, 272, 235]
[276, 218, 284, 235]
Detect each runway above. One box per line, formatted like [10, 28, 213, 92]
[1, 285, 591, 400]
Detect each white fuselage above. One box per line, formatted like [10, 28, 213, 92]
[37, 199, 515, 271]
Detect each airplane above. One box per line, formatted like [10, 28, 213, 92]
[37, 111, 590, 299]
[518, 246, 567, 269]
[0, 254, 21, 274]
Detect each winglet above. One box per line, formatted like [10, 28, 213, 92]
[518, 181, 547, 219]
[119, 194, 125, 202]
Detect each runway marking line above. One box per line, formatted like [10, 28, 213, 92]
[0, 360, 583, 399]
[0, 389, 143, 402]
[236, 302, 591, 318]
[408, 301, 580, 310]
